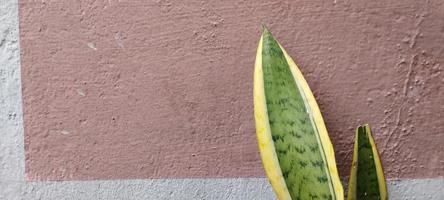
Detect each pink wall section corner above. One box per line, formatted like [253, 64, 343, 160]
[19, 0, 444, 180]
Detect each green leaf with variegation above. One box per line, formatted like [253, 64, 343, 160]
[347, 124, 387, 200]
[254, 26, 344, 200]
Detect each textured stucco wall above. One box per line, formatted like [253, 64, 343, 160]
[0, 0, 24, 182]
[1, 0, 444, 199]
[19, 0, 444, 181]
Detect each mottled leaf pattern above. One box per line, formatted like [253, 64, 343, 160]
[260, 27, 336, 200]
[348, 125, 387, 200]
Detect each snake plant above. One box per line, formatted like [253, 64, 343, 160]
[253, 26, 386, 200]
[347, 124, 387, 200]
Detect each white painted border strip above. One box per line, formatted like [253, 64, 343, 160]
[1, 178, 276, 200]
[1, 0, 443, 199]
[0, 179, 443, 200]
[0, 0, 25, 182]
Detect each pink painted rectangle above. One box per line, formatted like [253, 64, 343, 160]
[20, 0, 444, 180]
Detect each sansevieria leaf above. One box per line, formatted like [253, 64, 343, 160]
[253, 26, 343, 200]
[347, 124, 387, 200]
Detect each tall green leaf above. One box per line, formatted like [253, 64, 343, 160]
[254, 26, 343, 200]
[348, 124, 387, 200]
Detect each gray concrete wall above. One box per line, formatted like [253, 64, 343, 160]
[1, 0, 443, 199]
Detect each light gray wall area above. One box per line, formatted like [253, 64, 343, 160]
[0, 0, 443, 199]
[2, 179, 276, 200]
[0, 0, 25, 182]
[1, 179, 444, 200]
[388, 179, 444, 200]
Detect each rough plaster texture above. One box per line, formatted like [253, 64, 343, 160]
[19, 0, 444, 181]
[1, 179, 276, 200]
[1, 179, 444, 200]
[1, 0, 444, 199]
[0, 0, 24, 182]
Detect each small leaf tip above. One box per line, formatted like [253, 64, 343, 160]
[261, 24, 270, 34]
[358, 124, 370, 129]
